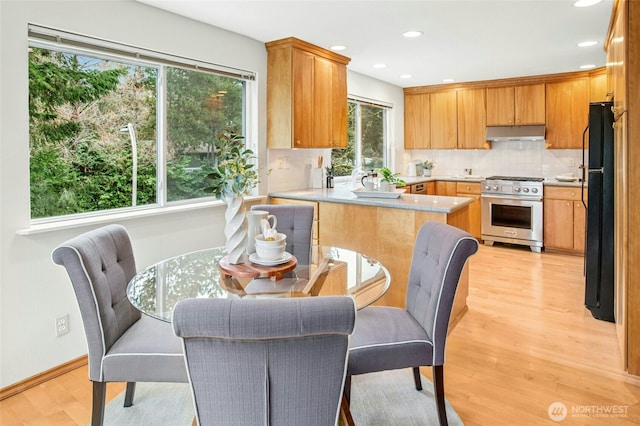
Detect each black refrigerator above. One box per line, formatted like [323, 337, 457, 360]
[583, 101, 615, 322]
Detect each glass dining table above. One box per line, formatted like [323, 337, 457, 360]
[127, 245, 391, 322]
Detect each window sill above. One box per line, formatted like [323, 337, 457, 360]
[16, 196, 267, 236]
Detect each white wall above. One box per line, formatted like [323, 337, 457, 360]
[0, 0, 268, 388]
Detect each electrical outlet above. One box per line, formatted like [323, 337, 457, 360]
[568, 158, 575, 167]
[56, 314, 69, 337]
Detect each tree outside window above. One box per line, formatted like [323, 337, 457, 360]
[28, 44, 247, 219]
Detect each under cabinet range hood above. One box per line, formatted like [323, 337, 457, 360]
[485, 125, 546, 142]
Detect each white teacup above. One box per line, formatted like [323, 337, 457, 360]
[256, 241, 287, 260]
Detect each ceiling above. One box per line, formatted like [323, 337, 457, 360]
[137, 0, 614, 88]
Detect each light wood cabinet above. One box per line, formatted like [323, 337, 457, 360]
[545, 78, 589, 149]
[266, 37, 350, 149]
[486, 84, 545, 126]
[404, 93, 430, 149]
[316, 201, 471, 322]
[456, 182, 482, 239]
[457, 88, 488, 149]
[543, 186, 587, 254]
[430, 91, 458, 149]
[590, 69, 609, 102]
[435, 180, 457, 196]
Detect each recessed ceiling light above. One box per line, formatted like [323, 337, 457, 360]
[578, 41, 598, 47]
[443, 78, 455, 83]
[373, 63, 386, 69]
[330, 45, 347, 51]
[574, 0, 601, 7]
[580, 64, 596, 69]
[400, 74, 412, 79]
[402, 31, 423, 38]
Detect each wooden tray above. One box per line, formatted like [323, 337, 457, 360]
[219, 254, 297, 281]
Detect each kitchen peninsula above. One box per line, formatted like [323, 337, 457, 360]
[268, 188, 473, 325]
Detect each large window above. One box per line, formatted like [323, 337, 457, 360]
[28, 26, 253, 220]
[330, 99, 388, 177]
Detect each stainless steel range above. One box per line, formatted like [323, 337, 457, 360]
[481, 176, 544, 252]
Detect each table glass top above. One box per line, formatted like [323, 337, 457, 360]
[127, 246, 390, 322]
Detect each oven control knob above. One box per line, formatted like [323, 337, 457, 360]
[514, 187, 521, 192]
[484, 185, 490, 191]
[523, 187, 530, 193]
[492, 186, 498, 191]
[531, 188, 538, 194]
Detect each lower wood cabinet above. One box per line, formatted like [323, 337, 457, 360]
[544, 186, 587, 254]
[456, 182, 481, 239]
[435, 181, 457, 196]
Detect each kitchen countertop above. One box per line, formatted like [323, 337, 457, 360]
[268, 188, 474, 214]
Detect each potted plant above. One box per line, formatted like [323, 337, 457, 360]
[379, 167, 406, 191]
[205, 130, 259, 263]
[420, 160, 435, 177]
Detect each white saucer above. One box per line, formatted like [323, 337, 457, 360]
[249, 251, 293, 266]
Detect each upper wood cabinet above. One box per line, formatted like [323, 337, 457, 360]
[589, 69, 609, 102]
[404, 93, 430, 149]
[486, 84, 545, 126]
[266, 37, 350, 149]
[545, 78, 589, 149]
[457, 88, 488, 149]
[430, 91, 458, 149]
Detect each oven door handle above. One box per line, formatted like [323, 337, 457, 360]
[481, 194, 543, 202]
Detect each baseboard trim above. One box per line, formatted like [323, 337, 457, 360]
[0, 355, 88, 401]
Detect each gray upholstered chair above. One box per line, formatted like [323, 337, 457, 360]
[251, 204, 314, 265]
[345, 221, 478, 426]
[173, 296, 356, 426]
[51, 224, 188, 426]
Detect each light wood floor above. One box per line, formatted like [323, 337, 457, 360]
[2, 244, 639, 425]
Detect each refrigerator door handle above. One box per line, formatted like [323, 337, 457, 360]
[588, 167, 604, 174]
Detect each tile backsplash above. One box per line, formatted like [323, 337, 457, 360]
[406, 140, 584, 179]
[267, 141, 585, 192]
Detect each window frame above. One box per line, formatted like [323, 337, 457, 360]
[332, 97, 391, 181]
[27, 25, 258, 228]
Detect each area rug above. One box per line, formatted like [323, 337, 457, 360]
[102, 369, 463, 425]
[350, 369, 464, 425]
[101, 383, 194, 425]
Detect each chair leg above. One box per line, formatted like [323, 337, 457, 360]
[344, 375, 351, 403]
[124, 382, 136, 407]
[412, 366, 423, 390]
[91, 381, 106, 426]
[433, 365, 448, 426]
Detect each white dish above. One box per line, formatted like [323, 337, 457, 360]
[352, 188, 404, 199]
[249, 251, 293, 266]
[555, 176, 578, 182]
